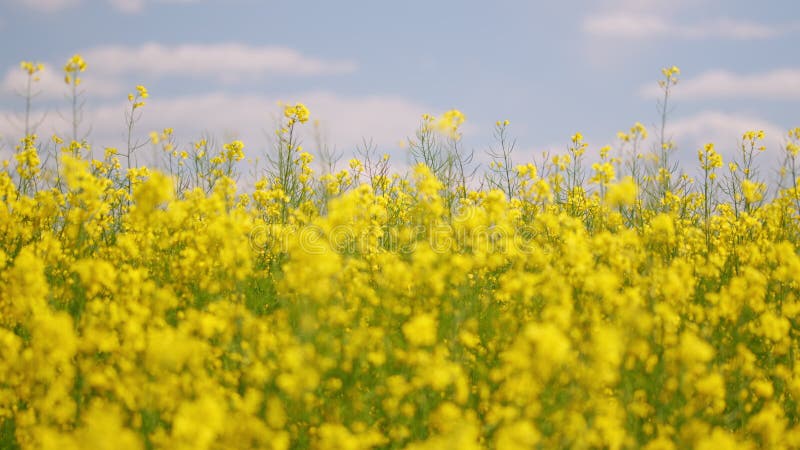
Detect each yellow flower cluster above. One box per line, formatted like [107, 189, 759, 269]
[659, 65, 680, 88]
[223, 140, 246, 162]
[14, 134, 41, 181]
[590, 161, 615, 186]
[435, 109, 466, 140]
[618, 122, 648, 143]
[128, 85, 149, 109]
[3, 57, 800, 449]
[570, 132, 588, 158]
[699, 143, 723, 170]
[20, 61, 44, 78]
[63, 54, 86, 86]
[743, 129, 767, 152]
[605, 176, 637, 207]
[787, 128, 800, 157]
[283, 102, 311, 126]
[2, 146, 800, 449]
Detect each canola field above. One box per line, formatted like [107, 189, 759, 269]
[1, 59, 800, 449]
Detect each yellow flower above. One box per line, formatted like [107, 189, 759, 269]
[402, 313, 437, 347]
[64, 54, 86, 85]
[282, 102, 310, 124]
[590, 161, 615, 186]
[435, 109, 466, 140]
[348, 158, 363, 171]
[741, 179, 765, 204]
[661, 65, 680, 82]
[223, 140, 246, 161]
[20, 61, 44, 76]
[699, 143, 723, 171]
[631, 122, 648, 139]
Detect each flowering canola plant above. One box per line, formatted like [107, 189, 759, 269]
[1, 60, 800, 450]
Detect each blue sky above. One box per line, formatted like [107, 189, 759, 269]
[1, 0, 799, 177]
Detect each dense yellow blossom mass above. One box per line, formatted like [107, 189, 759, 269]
[1, 60, 800, 449]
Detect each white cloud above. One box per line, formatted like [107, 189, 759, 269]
[683, 18, 791, 40]
[595, 0, 711, 14]
[583, 12, 796, 40]
[82, 43, 357, 81]
[1, 43, 356, 101]
[11, 0, 79, 13]
[583, 12, 670, 38]
[639, 69, 800, 101]
[670, 111, 784, 142]
[107, 0, 144, 13]
[106, 0, 197, 13]
[12, 0, 202, 13]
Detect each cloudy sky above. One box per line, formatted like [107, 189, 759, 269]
[1, 0, 798, 176]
